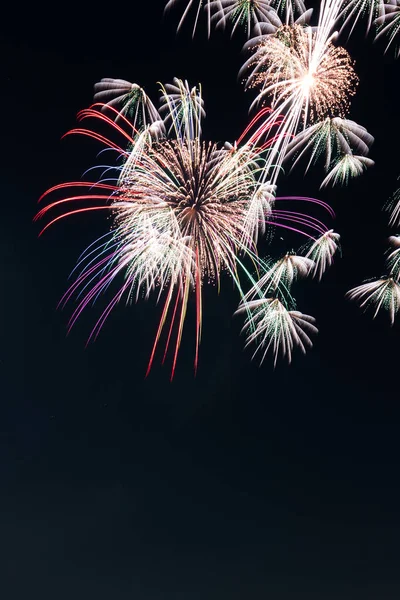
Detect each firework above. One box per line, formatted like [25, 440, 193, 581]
[375, 0, 400, 57]
[284, 117, 374, 175]
[385, 177, 400, 227]
[165, 0, 222, 36]
[210, 0, 274, 37]
[242, 24, 358, 121]
[346, 277, 400, 324]
[93, 79, 161, 127]
[302, 229, 341, 280]
[238, 15, 365, 213]
[244, 253, 314, 302]
[236, 297, 318, 365]
[320, 153, 374, 188]
[269, 0, 308, 22]
[340, 0, 385, 36]
[38, 79, 266, 377]
[38, 74, 335, 375]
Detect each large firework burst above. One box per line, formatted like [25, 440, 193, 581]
[38, 77, 334, 376]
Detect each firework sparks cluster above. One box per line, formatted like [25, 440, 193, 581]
[38, 0, 398, 376]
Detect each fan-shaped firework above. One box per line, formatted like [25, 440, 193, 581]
[320, 153, 374, 187]
[284, 117, 374, 174]
[346, 277, 400, 324]
[236, 297, 318, 365]
[93, 79, 161, 127]
[302, 229, 340, 280]
[210, 0, 273, 37]
[244, 253, 314, 302]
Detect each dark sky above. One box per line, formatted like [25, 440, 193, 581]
[1, 1, 400, 598]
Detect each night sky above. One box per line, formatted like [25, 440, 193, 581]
[1, 1, 400, 598]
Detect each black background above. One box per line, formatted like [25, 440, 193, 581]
[1, 1, 400, 598]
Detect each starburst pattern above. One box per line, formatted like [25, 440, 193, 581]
[38, 75, 335, 375]
[242, 24, 359, 121]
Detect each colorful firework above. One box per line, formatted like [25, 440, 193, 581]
[38, 76, 334, 375]
[39, 0, 393, 372]
[210, 0, 274, 37]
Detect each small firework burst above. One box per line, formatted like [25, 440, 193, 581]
[346, 277, 400, 325]
[302, 230, 341, 280]
[236, 297, 318, 365]
[210, 0, 274, 37]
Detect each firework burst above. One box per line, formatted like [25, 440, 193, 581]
[346, 277, 400, 324]
[236, 297, 318, 365]
[210, 0, 274, 37]
[38, 75, 335, 375]
[320, 153, 374, 187]
[242, 24, 358, 121]
[302, 229, 341, 280]
[284, 117, 374, 175]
